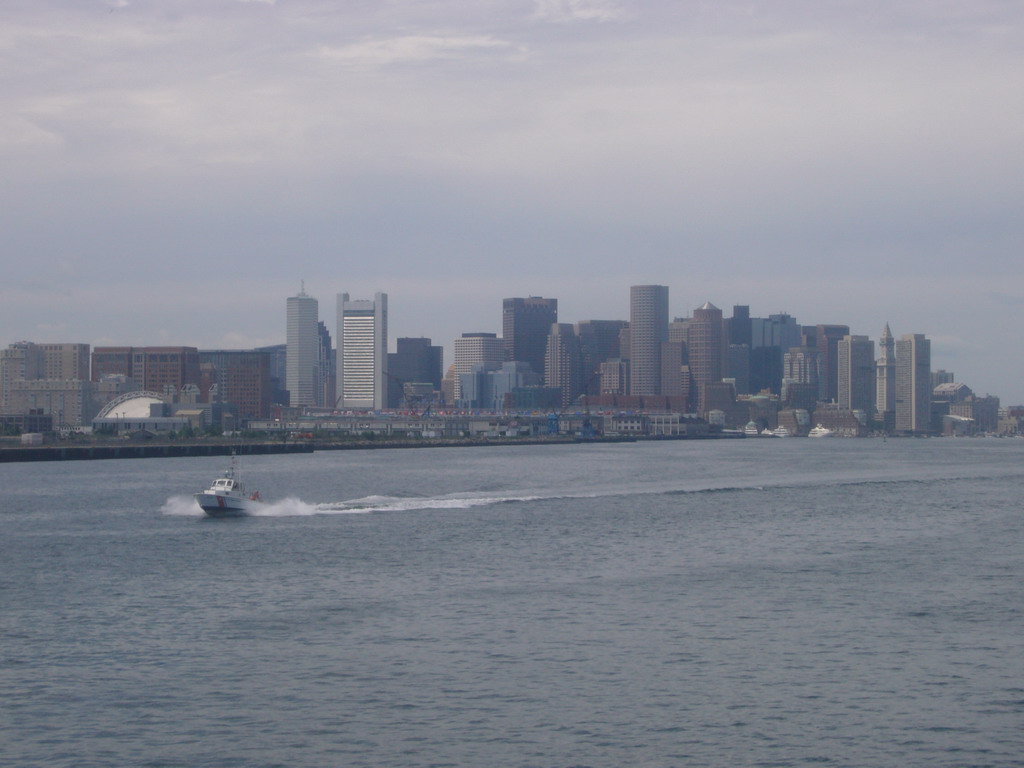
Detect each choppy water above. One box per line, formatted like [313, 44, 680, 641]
[2, 438, 1023, 767]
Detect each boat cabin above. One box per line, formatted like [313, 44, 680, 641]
[213, 477, 240, 491]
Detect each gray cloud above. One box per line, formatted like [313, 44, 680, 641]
[2, 0, 1023, 401]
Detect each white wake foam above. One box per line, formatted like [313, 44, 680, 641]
[161, 495, 204, 516]
[161, 492, 547, 518]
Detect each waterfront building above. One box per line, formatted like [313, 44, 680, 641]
[286, 288, 320, 409]
[875, 323, 896, 423]
[629, 285, 669, 397]
[198, 349, 273, 421]
[8, 378, 92, 427]
[503, 297, 557, 380]
[600, 359, 629, 396]
[336, 292, 388, 411]
[895, 333, 931, 434]
[39, 344, 90, 381]
[90, 346, 199, 398]
[837, 335, 875, 415]
[453, 333, 503, 401]
[688, 301, 724, 415]
[91, 347, 132, 381]
[1, 342, 43, 412]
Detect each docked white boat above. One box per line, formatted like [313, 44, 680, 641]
[808, 424, 834, 438]
[771, 425, 791, 437]
[194, 455, 264, 517]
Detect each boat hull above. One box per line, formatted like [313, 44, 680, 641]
[194, 491, 261, 517]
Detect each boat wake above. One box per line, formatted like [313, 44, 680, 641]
[162, 471, 987, 519]
[160, 492, 547, 518]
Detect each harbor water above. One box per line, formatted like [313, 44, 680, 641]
[2, 437, 1023, 767]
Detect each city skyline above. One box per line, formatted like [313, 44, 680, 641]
[0, 282, 1012, 406]
[2, 2, 1022, 402]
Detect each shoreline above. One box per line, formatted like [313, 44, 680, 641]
[0, 435, 647, 463]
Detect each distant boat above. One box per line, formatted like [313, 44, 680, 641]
[744, 421, 760, 437]
[808, 424, 834, 438]
[194, 454, 264, 517]
[771, 425, 791, 438]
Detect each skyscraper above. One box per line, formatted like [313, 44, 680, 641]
[545, 323, 583, 408]
[629, 285, 668, 397]
[387, 338, 443, 408]
[317, 321, 335, 408]
[749, 313, 801, 394]
[837, 335, 875, 414]
[688, 301, 724, 414]
[453, 333, 504, 401]
[336, 292, 387, 410]
[895, 333, 931, 434]
[816, 324, 851, 403]
[503, 297, 558, 380]
[875, 323, 896, 421]
[286, 288, 320, 409]
[575, 319, 628, 394]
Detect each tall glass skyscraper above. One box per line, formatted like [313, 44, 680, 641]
[503, 297, 557, 381]
[286, 288, 319, 409]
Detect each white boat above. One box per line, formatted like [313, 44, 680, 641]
[772, 425, 791, 437]
[194, 454, 264, 517]
[808, 424, 834, 438]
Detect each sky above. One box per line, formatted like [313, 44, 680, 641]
[2, 0, 1022, 401]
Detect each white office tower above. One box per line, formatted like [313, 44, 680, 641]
[336, 292, 388, 410]
[895, 333, 931, 434]
[286, 288, 320, 409]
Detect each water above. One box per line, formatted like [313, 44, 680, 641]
[2, 438, 1023, 767]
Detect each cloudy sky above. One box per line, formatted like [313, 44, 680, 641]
[2, 0, 1022, 401]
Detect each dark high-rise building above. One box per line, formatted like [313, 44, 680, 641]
[728, 305, 751, 347]
[576, 320, 628, 394]
[387, 338, 443, 407]
[503, 297, 557, 380]
[815, 324, 850, 403]
[317, 320, 334, 409]
[727, 344, 750, 395]
[837, 335, 875, 415]
[749, 313, 802, 395]
[688, 302, 724, 415]
[255, 344, 288, 406]
[629, 285, 669, 397]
